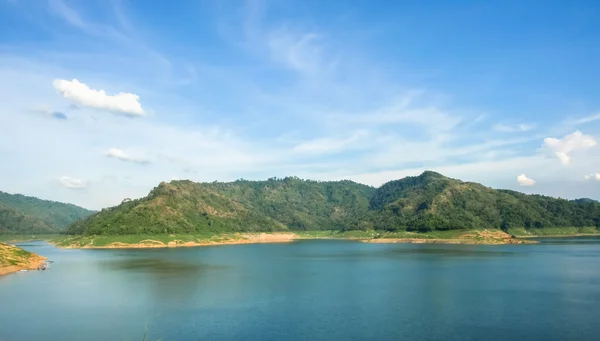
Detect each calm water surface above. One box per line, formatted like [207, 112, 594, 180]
[1, 238, 599, 341]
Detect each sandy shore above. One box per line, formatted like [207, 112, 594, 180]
[363, 237, 534, 245]
[55, 230, 539, 249]
[59, 232, 300, 249]
[0, 243, 47, 276]
[363, 230, 536, 245]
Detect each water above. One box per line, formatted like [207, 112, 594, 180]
[1, 238, 600, 341]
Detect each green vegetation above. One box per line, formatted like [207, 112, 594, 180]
[359, 171, 600, 233]
[65, 171, 600, 237]
[0, 191, 93, 234]
[68, 177, 375, 235]
[0, 234, 60, 242]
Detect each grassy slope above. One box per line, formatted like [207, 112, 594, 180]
[0, 242, 46, 275]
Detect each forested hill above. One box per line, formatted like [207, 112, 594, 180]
[67, 177, 376, 235]
[68, 172, 600, 235]
[0, 191, 94, 234]
[360, 171, 600, 232]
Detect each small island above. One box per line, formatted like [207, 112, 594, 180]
[0, 242, 47, 276]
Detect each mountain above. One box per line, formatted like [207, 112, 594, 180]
[360, 171, 600, 232]
[0, 191, 94, 234]
[67, 177, 376, 235]
[68, 172, 600, 236]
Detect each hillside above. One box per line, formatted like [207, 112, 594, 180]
[0, 191, 94, 234]
[68, 177, 376, 235]
[360, 171, 600, 232]
[67, 172, 600, 236]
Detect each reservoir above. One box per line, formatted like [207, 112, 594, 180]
[1, 238, 599, 340]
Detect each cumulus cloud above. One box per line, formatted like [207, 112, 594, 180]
[543, 131, 597, 165]
[105, 148, 149, 164]
[517, 174, 536, 186]
[493, 123, 534, 133]
[584, 173, 600, 181]
[58, 176, 87, 189]
[52, 79, 145, 116]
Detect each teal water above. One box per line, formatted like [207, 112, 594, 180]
[1, 238, 600, 341]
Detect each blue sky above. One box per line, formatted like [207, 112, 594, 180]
[1, 0, 600, 209]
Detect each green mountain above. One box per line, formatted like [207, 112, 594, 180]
[0, 191, 94, 234]
[360, 171, 600, 232]
[68, 172, 600, 235]
[67, 177, 376, 235]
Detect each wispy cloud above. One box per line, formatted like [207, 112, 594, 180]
[2, 0, 600, 209]
[572, 112, 600, 125]
[268, 28, 328, 74]
[292, 131, 368, 155]
[105, 148, 149, 164]
[493, 123, 534, 133]
[53, 79, 145, 117]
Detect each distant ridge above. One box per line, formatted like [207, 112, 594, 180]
[67, 171, 600, 235]
[0, 191, 94, 234]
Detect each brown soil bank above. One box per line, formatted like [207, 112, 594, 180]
[0, 242, 47, 276]
[63, 232, 299, 249]
[363, 230, 535, 245]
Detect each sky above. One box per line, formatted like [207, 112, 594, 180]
[1, 0, 600, 210]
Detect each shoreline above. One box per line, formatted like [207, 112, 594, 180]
[0, 244, 47, 276]
[54, 232, 299, 249]
[362, 237, 536, 245]
[50, 230, 546, 249]
[517, 233, 600, 238]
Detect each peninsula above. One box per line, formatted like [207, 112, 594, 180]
[0, 242, 46, 276]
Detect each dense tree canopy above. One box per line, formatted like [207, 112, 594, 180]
[0, 191, 93, 234]
[361, 172, 600, 232]
[67, 172, 600, 235]
[68, 177, 376, 235]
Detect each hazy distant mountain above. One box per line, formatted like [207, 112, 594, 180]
[0, 191, 94, 234]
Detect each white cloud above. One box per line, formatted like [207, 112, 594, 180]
[493, 123, 534, 133]
[105, 148, 149, 164]
[52, 79, 145, 116]
[543, 130, 597, 165]
[58, 176, 88, 189]
[584, 173, 600, 180]
[517, 174, 536, 186]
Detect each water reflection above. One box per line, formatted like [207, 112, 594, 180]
[287, 245, 517, 260]
[99, 257, 222, 273]
[97, 256, 227, 306]
[534, 236, 600, 244]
